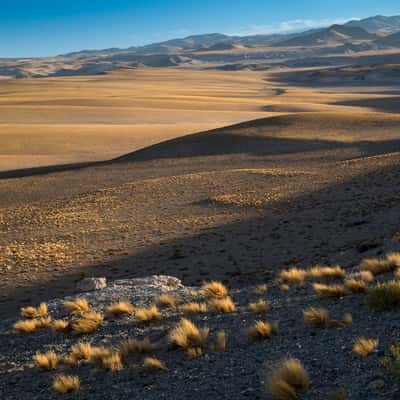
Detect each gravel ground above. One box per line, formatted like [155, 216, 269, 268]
[1, 269, 400, 400]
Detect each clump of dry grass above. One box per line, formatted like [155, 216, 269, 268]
[135, 305, 162, 322]
[201, 281, 228, 298]
[180, 302, 208, 315]
[119, 337, 152, 359]
[353, 337, 379, 357]
[143, 357, 167, 371]
[13, 317, 52, 333]
[214, 330, 226, 351]
[21, 303, 48, 319]
[303, 307, 352, 328]
[157, 294, 178, 308]
[63, 354, 79, 368]
[386, 253, 400, 269]
[308, 265, 345, 279]
[266, 358, 309, 400]
[106, 301, 135, 317]
[169, 318, 209, 356]
[254, 284, 268, 295]
[345, 279, 367, 293]
[366, 280, 400, 311]
[360, 253, 400, 276]
[280, 284, 290, 292]
[64, 299, 90, 314]
[34, 351, 59, 370]
[91, 347, 123, 372]
[52, 374, 80, 394]
[52, 320, 70, 332]
[279, 268, 308, 286]
[303, 307, 330, 328]
[82, 311, 104, 324]
[248, 299, 269, 314]
[312, 283, 347, 298]
[208, 297, 236, 313]
[70, 318, 100, 334]
[359, 270, 374, 283]
[247, 321, 278, 340]
[71, 342, 93, 361]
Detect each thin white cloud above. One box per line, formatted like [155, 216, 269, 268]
[229, 17, 360, 36]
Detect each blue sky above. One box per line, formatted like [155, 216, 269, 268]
[2, 0, 399, 58]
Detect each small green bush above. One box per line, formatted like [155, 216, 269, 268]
[366, 280, 400, 311]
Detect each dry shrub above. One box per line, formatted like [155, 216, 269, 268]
[70, 318, 100, 334]
[353, 337, 379, 357]
[169, 318, 209, 355]
[247, 321, 278, 339]
[64, 299, 90, 314]
[214, 330, 226, 351]
[303, 307, 330, 328]
[36, 316, 53, 329]
[248, 299, 269, 314]
[308, 266, 345, 279]
[359, 270, 374, 283]
[106, 301, 134, 317]
[360, 255, 396, 276]
[266, 358, 309, 400]
[255, 284, 268, 295]
[201, 281, 228, 298]
[143, 357, 166, 371]
[157, 294, 178, 308]
[279, 268, 307, 286]
[119, 338, 152, 359]
[34, 351, 58, 370]
[52, 374, 80, 394]
[135, 305, 162, 322]
[21, 303, 48, 319]
[312, 283, 347, 298]
[208, 297, 236, 313]
[63, 355, 79, 368]
[180, 302, 208, 314]
[386, 253, 400, 269]
[344, 279, 367, 293]
[280, 284, 290, 292]
[186, 347, 204, 359]
[366, 280, 400, 311]
[71, 342, 93, 361]
[52, 320, 70, 332]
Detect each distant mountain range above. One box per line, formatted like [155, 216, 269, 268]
[2, 14, 400, 78]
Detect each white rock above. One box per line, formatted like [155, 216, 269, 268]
[77, 277, 107, 292]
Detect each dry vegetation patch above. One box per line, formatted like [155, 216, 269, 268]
[135, 305, 162, 322]
[34, 351, 59, 370]
[247, 321, 278, 340]
[64, 299, 90, 314]
[180, 302, 208, 314]
[52, 374, 80, 394]
[106, 301, 135, 317]
[208, 297, 236, 313]
[157, 294, 178, 308]
[201, 281, 228, 298]
[21, 303, 48, 319]
[266, 358, 309, 400]
[312, 283, 347, 298]
[248, 299, 269, 314]
[119, 338, 152, 359]
[353, 337, 379, 357]
[366, 280, 400, 311]
[344, 279, 367, 293]
[143, 357, 167, 371]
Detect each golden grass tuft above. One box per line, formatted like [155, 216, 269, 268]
[186, 347, 204, 359]
[169, 318, 209, 353]
[71, 342, 93, 361]
[119, 337, 152, 359]
[63, 355, 79, 368]
[201, 281, 228, 298]
[64, 299, 90, 314]
[90, 347, 123, 372]
[312, 283, 347, 298]
[14, 319, 40, 334]
[280, 284, 290, 292]
[279, 268, 307, 286]
[143, 357, 167, 371]
[180, 302, 208, 314]
[106, 301, 135, 317]
[13, 317, 52, 333]
[21, 303, 48, 319]
[254, 284, 268, 295]
[266, 358, 309, 400]
[386, 253, 400, 269]
[82, 311, 104, 324]
[248, 299, 269, 314]
[360, 254, 400, 276]
[70, 318, 100, 334]
[366, 280, 400, 311]
[135, 305, 162, 322]
[52, 374, 80, 394]
[214, 330, 226, 351]
[247, 321, 278, 339]
[344, 278, 367, 293]
[303, 307, 330, 328]
[52, 320, 70, 332]
[208, 297, 236, 313]
[308, 265, 345, 279]
[353, 337, 379, 357]
[34, 351, 59, 370]
[157, 294, 178, 308]
[359, 270, 374, 283]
